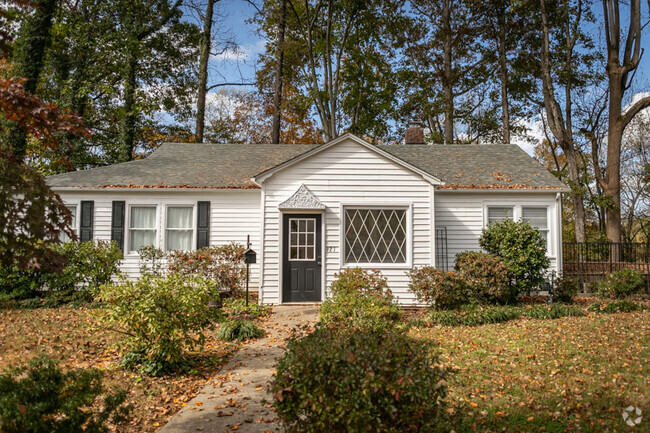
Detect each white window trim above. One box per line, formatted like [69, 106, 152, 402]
[127, 204, 159, 254]
[483, 202, 555, 258]
[339, 204, 413, 269]
[163, 204, 197, 252]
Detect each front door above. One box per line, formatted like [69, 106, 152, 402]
[282, 214, 322, 302]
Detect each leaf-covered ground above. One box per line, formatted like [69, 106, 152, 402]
[0, 307, 244, 432]
[412, 308, 650, 432]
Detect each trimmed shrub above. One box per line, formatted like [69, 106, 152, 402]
[0, 240, 122, 303]
[588, 300, 648, 314]
[329, 266, 389, 295]
[0, 355, 130, 433]
[167, 243, 246, 295]
[521, 304, 584, 319]
[595, 268, 645, 299]
[455, 251, 511, 304]
[479, 219, 550, 296]
[271, 325, 448, 433]
[320, 268, 402, 332]
[428, 305, 522, 326]
[217, 318, 265, 342]
[552, 275, 580, 303]
[407, 266, 466, 310]
[96, 273, 223, 376]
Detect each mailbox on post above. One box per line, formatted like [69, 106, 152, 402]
[244, 248, 257, 264]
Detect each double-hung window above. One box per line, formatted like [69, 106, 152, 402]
[60, 205, 78, 242]
[166, 206, 193, 251]
[522, 207, 549, 245]
[487, 206, 513, 225]
[344, 207, 407, 264]
[486, 204, 550, 251]
[129, 206, 157, 252]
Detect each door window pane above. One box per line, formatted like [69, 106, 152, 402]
[289, 218, 316, 261]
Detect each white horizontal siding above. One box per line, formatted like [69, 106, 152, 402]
[434, 191, 560, 274]
[57, 190, 261, 286]
[260, 138, 433, 305]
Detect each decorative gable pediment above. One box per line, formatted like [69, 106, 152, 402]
[279, 184, 326, 210]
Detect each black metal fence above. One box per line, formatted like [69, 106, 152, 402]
[562, 242, 650, 292]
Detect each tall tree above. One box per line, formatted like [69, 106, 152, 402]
[195, 0, 217, 143]
[271, 0, 287, 144]
[592, 0, 650, 242]
[4, 0, 58, 161]
[396, 0, 491, 143]
[536, 0, 597, 243]
[118, 0, 184, 162]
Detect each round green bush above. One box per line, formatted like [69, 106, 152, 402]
[595, 268, 645, 299]
[321, 268, 402, 332]
[407, 266, 466, 310]
[97, 273, 223, 376]
[479, 219, 550, 297]
[271, 325, 448, 433]
[454, 251, 511, 304]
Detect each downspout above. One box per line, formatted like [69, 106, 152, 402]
[556, 192, 563, 275]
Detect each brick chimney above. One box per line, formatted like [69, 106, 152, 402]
[404, 121, 425, 145]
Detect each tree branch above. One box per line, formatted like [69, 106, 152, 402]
[621, 94, 650, 129]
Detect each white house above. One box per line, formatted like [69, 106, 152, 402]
[47, 132, 568, 305]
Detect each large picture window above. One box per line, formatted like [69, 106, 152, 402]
[166, 206, 193, 251]
[344, 208, 407, 264]
[129, 206, 156, 252]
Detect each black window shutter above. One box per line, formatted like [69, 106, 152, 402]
[111, 201, 126, 252]
[197, 201, 210, 249]
[79, 201, 94, 242]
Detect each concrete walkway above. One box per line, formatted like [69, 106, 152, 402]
[160, 305, 319, 433]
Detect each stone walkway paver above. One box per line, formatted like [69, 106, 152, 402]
[160, 305, 319, 433]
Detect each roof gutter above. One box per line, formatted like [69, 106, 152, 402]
[435, 188, 569, 193]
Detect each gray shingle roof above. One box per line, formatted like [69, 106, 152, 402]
[47, 143, 320, 189]
[47, 140, 567, 191]
[378, 144, 567, 190]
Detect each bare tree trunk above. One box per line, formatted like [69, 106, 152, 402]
[195, 0, 216, 143]
[442, 0, 453, 144]
[539, 0, 587, 242]
[119, 49, 138, 162]
[497, 12, 510, 144]
[599, 0, 650, 242]
[271, 0, 287, 144]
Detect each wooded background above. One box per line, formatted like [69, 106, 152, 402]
[1, 0, 649, 248]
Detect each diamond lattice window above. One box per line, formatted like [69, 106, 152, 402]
[344, 208, 407, 264]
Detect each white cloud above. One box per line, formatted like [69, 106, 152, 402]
[212, 39, 267, 62]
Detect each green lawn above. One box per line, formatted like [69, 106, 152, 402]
[412, 309, 650, 432]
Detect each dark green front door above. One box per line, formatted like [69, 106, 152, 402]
[282, 214, 322, 302]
